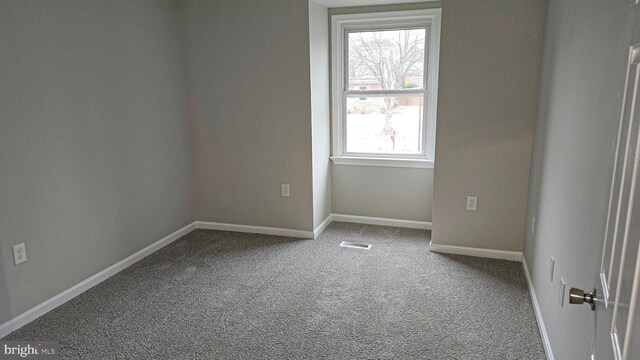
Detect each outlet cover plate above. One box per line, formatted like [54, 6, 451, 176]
[281, 184, 290, 197]
[466, 196, 478, 211]
[13, 243, 27, 265]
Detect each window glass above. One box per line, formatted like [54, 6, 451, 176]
[346, 95, 423, 154]
[347, 29, 426, 91]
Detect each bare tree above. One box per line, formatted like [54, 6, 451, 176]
[349, 30, 425, 136]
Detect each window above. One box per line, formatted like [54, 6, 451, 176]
[331, 9, 441, 168]
[358, 86, 368, 101]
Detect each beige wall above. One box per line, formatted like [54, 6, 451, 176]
[524, 1, 632, 358]
[309, 1, 332, 229]
[0, 0, 193, 324]
[180, 0, 315, 232]
[333, 166, 433, 221]
[329, 2, 441, 223]
[431, 0, 546, 251]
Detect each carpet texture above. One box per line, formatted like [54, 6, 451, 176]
[4, 222, 545, 359]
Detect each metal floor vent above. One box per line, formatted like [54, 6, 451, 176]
[339, 241, 372, 250]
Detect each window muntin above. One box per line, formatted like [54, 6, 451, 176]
[331, 10, 440, 166]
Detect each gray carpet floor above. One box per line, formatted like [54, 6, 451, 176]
[5, 222, 545, 359]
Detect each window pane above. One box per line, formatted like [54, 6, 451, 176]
[345, 95, 423, 154]
[348, 29, 426, 91]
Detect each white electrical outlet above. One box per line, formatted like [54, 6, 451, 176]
[550, 256, 556, 282]
[13, 243, 27, 265]
[281, 184, 290, 197]
[466, 196, 478, 211]
[559, 278, 566, 307]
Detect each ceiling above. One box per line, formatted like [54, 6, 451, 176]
[311, 0, 436, 8]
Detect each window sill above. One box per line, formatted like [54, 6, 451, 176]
[330, 156, 434, 169]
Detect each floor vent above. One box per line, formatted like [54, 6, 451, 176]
[339, 241, 372, 250]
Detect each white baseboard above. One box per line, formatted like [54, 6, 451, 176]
[522, 257, 554, 360]
[0, 222, 197, 339]
[0, 215, 432, 338]
[313, 215, 334, 239]
[428, 241, 523, 262]
[331, 214, 432, 230]
[196, 221, 314, 239]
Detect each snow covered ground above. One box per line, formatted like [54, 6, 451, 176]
[346, 104, 422, 154]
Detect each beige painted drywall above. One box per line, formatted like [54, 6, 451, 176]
[0, 0, 193, 324]
[524, 1, 632, 358]
[309, 1, 332, 229]
[431, 0, 546, 251]
[332, 166, 433, 221]
[180, 0, 314, 232]
[328, 1, 441, 223]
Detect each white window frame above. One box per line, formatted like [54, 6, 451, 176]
[330, 9, 441, 169]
